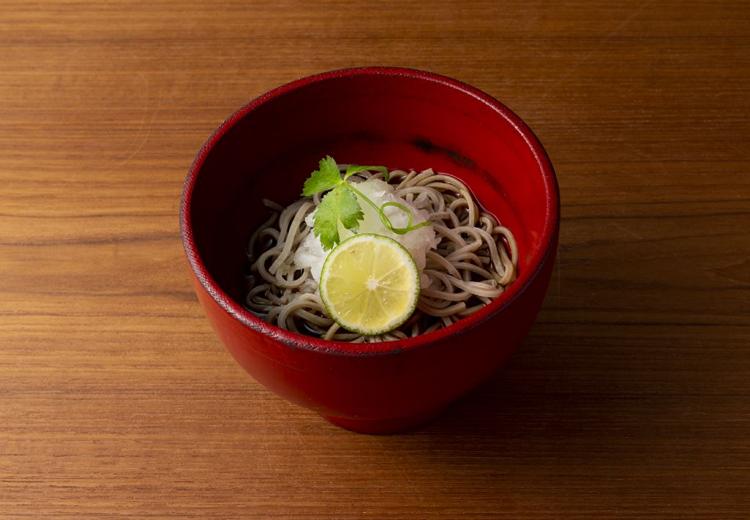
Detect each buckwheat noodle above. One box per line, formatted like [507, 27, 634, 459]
[244, 168, 518, 343]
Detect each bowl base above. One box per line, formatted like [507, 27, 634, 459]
[323, 409, 441, 434]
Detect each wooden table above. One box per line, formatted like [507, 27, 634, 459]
[2, 1, 748, 518]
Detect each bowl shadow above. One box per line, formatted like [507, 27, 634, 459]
[369, 267, 687, 486]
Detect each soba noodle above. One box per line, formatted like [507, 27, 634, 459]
[244, 167, 518, 342]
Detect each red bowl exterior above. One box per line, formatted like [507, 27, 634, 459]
[181, 67, 559, 433]
[193, 242, 556, 433]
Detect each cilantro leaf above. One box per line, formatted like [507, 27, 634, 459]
[302, 156, 342, 196]
[313, 185, 364, 250]
[302, 155, 423, 250]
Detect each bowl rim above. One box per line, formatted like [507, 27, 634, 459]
[180, 66, 559, 357]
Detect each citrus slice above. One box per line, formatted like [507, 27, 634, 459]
[319, 233, 420, 336]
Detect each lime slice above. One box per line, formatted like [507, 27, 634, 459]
[319, 233, 420, 336]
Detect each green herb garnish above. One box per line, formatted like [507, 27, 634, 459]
[302, 156, 431, 250]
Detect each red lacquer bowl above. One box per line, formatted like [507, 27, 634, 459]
[181, 67, 559, 433]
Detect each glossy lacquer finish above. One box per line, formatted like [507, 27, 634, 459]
[181, 67, 559, 433]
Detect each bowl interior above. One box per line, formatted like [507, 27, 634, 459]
[185, 70, 555, 342]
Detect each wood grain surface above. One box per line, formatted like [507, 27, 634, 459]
[1, 1, 749, 518]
